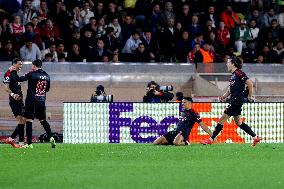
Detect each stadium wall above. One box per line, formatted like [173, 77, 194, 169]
[63, 102, 284, 144]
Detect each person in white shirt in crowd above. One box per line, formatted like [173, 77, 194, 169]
[121, 31, 141, 54]
[108, 17, 121, 39]
[80, 2, 94, 25]
[41, 42, 58, 62]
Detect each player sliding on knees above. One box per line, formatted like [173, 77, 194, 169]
[153, 97, 212, 146]
[200, 56, 261, 147]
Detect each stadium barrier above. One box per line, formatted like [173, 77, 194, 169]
[63, 102, 284, 144]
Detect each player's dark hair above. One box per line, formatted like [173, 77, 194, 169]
[147, 81, 158, 88]
[12, 58, 22, 65]
[183, 97, 193, 102]
[176, 92, 184, 101]
[32, 59, 42, 68]
[230, 56, 242, 69]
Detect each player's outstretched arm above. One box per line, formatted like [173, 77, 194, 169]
[199, 121, 212, 136]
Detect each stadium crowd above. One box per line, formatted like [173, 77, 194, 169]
[0, 0, 284, 64]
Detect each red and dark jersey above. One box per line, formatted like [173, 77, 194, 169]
[18, 69, 50, 103]
[3, 67, 23, 97]
[229, 69, 248, 104]
[175, 109, 202, 136]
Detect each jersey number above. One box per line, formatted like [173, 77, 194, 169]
[35, 80, 47, 96]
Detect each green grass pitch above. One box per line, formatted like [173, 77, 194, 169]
[1, 143, 284, 189]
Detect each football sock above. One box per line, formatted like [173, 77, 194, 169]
[10, 125, 18, 139]
[211, 123, 224, 140]
[18, 124, 25, 142]
[40, 120, 52, 139]
[239, 123, 256, 137]
[26, 121, 33, 145]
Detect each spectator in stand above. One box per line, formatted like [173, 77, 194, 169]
[202, 5, 219, 29]
[140, 30, 158, 62]
[108, 17, 121, 40]
[279, 6, 284, 28]
[159, 18, 178, 62]
[247, 8, 265, 29]
[41, 18, 60, 47]
[9, 15, 25, 49]
[204, 20, 216, 42]
[72, 6, 82, 28]
[93, 2, 105, 21]
[61, 17, 78, 44]
[23, 22, 42, 50]
[56, 41, 67, 59]
[106, 2, 120, 23]
[260, 45, 273, 63]
[161, 1, 176, 26]
[176, 4, 191, 31]
[191, 33, 205, 49]
[248, 19, 260, 49]
[80, 29, 95, 58]
[216, 21, 230, 51]
[176, 30, 191, 63]
[58, 53, 66, 62]
[146, 3, 162, 39]
[96, 17, 106, 39]
[20, 37, 41, 61]
[121, 30, 142, 61]
[264, 8, 278, 28]
[255, 55, 264, 63]
[0, 17, 10, 40]
[52, 1, 69, 34]
[36, 0, 50, 24]
[87, 39, 109, 62]
[81, 17, 97, 36]
[194, 43, 215, 64]
[31, 17, 41, 35]
[80, 1, 94, 25]
[188, 43, 201, 63]
[20, 0, 37, 25]
[188, 15, 203, 38]
[0, 40, 20, 61]
[133, 43, 151, 62]
[220, 5, 240, 31]
[242, 40, 257, 63]
[121, 15, 136, 44]
[266, 19, 283, 42]
[43, 53, 53, 62]
[41, 42, 57, 61]
[234, 19, 250, 54]
[269, 41, 284, 63]
[100, 26, 118, 55]
[66, 43, 83, 62]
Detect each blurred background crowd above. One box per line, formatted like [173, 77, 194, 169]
[0, 0, 283, 64]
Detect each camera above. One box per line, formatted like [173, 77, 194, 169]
[91, 94, 113, 102]
[158, 85, 173, 92]
[143, 81, 174, 102]
[90, 85, 113, 103]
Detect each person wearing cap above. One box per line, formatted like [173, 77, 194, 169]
[153, 97, 212, 146]
[234, 19, 250, 54]
[201, 56, 262, 147]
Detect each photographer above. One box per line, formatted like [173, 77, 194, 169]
[143, 81, 174, 103]
[90, 85, 113, 103]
